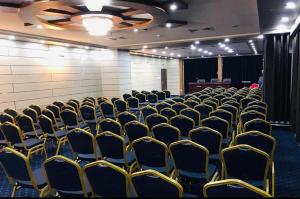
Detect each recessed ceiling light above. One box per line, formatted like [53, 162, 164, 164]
[186, 56, 190, 59]
[281, 17, 290, 23]
[249, 40, 253, 43]
[37, 25, 43, 29]
[286, 2, 296, 9]
[201, 56, 204, 58]
[257, 35, 264, 39]
[177, 54, 181, 57]
[198, 48, 203, 52]
[225, 47, 229, 50]
[8, 35, 15, 40]
[143, 45, 148, 49]
[141, 49, 145, 52]
[195, 41, 200, 45]
[218, 42, 222, 46]
[64, 43, 70, 47]
[170, 52, 175, 56]
[204, 50, 208, 54]
[133, 28, 139, 32]
[224, 38, 230, 42]
[236, 53, 239, 56]
[85, 46, 89, 50]
[220, 44, 226, 48]
[162, 51, 166, 54]
[152, 49, 157, 53]
[208, 52, 213, 55]
[165, 46, 169, 49]
[166, 23, 172, 28]
[40, 40, 45, 44]
[169, 3, 178, 11]
[190, 45, 196, 50]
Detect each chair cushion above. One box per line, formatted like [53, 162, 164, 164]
[78, 153, 97, 161]
[141, 157, 173, 173]
[178, 164, 216, 180]
[15, 138, 43, 149]
[17, 168, 47, 189]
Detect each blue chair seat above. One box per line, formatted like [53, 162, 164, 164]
[48, 129, 67, 139]
[105, 150, 135, 165]
[0, 139, 6, 146]
[209, 154, 220, 160]
[129, 108, 139, 112]
[141, 157, 173, 174]
[227, 176, 264, 189]
[57, 121, 64, 128]
[18, 168, 47, 189]
[178, 164, 216, 180]
[78, 153, 97, 161]
[15, 138, 43, 149]
[24, 128, 43, 137]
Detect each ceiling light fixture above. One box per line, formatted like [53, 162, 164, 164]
[286, 2, 296, 9]
[236, 53, 239, 56]
[85, 46, 89, 50]
[170, 3, 178, 11]
[8, 35, 15, 40]
[133, 28, 139, 32]
[37, 25, 43, 29]
[249, 40, 253, 43]
[204, 50, 208, 54]
[82, 15, 113, 36]
[195, 41, 200, 45]
[224, 38, 230, 42]
[208, 52, 213, 55]
[85, 0, 111, 11]
[152, 49, 157, 53]
[170, 52, 175, 56]
[257, 35, 264, 39]
[143, 45, 148, 49]
[166, 23, 172, 28]
[165, 46, 169, 49]
[177, 54, 181, 57]
[64, 43, 70, 47]
[198, 48, 203, 52]
[281, 16, 290, 22]
[40, 40, 46, 44]
[190, 45, 196, 50]
[162, 51, 166, 54]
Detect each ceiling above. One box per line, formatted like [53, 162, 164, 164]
[0, 0, 298, 58]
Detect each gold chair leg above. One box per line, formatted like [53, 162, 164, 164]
[11, 185, 19, 197]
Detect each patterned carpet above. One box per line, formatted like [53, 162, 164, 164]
[0, 127, 299, 197]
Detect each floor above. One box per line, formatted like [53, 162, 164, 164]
[0, 127, 299, 197]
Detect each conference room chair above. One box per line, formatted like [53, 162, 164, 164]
[132, 90, 139, 97]
[38, 115, 68, 156]
[238, 110, 266, 134]
[157, 91, 166, 102]
[184, 99, 199, 108]
[194, 104, 214, 120]
[60, 109, 87, 132]
[169, 140, 217, 196]
[126, 97, 140, 116]
[151, 90, 159, 94]
[164, 99, 177, 105]
[0, 112, 15, 124]
[240, 97, 257, 111]
[203, 100, 218, 110]
[171, 102, 189, 115]
[156, 102, 171, 113]
[141, 90, 150, 97]
[209, 109, 233, 132]
[141, 105, 158, 121]
[207, 97, 220, 106]
[247, 94, 262, 101]
[66, 100, 79, 113]
[163, 90, 171, 99]
[180, 108, 201, 127]
[98, 118, 122, 136]
[67, 128, 97, 162]
[214, 94, 227, 105]
[82, 100, 95, 108]
[220, 97, 236, 105]
[99, 101, 116, 119]
[145, 113, 168, 132]
[203, 179, 272, 197]
[135, 93, 148, 107]
[95, 131, 136, 172]
[217, 104, 238, 126]
[160, 107, 177, 120]
[243, 118, 272, 135]
[23, 108, 40, 128]
[0, 147, 47, 197]
[198, 94, 211, 102]
[170, 115, 195, 139]
[42, 155, 90, 197]
[124, 121, 149, 145]
[69, 99, 81, 107]
[131, 170, 183, 197]
[243, 105, 267, 115]
[231, 94, 244, 103]
[190, 96, 202, 104]
[147, 93, 158, 106]
[15, 114, 43, 138]
[80, 105, 99, 135]
[220, 144, 271, 193]
[117, 111, 137, 130]
[189, 127, 222, 164]
[4, 108, 18, 119]
[123, 93, 132, 101]
[172, 96, 185, 103]
[46, 104, 62, 123]
[110, 97, 120, 106]
[248, 100, 268, 109]
[42, 109, 64, 129]
[83, 160, 132, 197]
[202, 116, 230, 145]
[61, 104, 76, 112]
[0, 127, 7, 149]
[114, 99, 128, 114]
[84, 97, 97, 105]
[132, 136, 173, 175]
[152, 123, 180, 146]
[29, 104, 42, 117]
[97, 97, 108, 106]
[223, 100, 240, 114]
[223, 92, 233, 98]
[53, 101, 64, 111]
[184, 94, 194, 101]
[0, 121, 47, 159]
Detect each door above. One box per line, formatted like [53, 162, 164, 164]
[161, 69, 167, 90]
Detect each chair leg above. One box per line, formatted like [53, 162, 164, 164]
[11, 185, 19, 197]
[55, 141, 62, 155]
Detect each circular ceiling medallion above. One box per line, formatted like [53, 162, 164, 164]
[18, 0, 168, 33]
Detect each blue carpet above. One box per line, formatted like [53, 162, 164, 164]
[0, 128, 299, 197]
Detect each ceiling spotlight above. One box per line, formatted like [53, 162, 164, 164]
[133, 28, 139, 32]
[186, 56, 190, 59]
[37, 25, 43, 29]
[143, 45, 148, 49]
[198, 48, 203, 52]
[248, 40, 253, 43]
[8, 35, 15, 40]
[166, 23, 172, 28]
[190, 45, 196, 50]
[85, 46, 89, 49]
[208, 52, 213, 55]
[40, 40, 46, 44]
[225, 47, 229, 50]
[218, 42, 222, 46]
[170, 52, 175, 56]
[201, 56, 204, 58]
[224, 38, 230, 42]
[220, 44, 226, 48]
[165, 46, 169, 49]
[64, 43, 70, 47]
[177, 54, 181, 57]
[281, 17, 290, 23]
[162, 51, 166, 54]
[286, 2, 296, 9]
[152, 49, 157, 53]
[204, 50, 208, 54]
[169, 3, 178, 11]
[236, 53, 239, 56]
[195, 41, 200, 45]
[257, 35, 264, 39]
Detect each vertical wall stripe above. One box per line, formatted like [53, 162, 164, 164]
[179, 59, 184, 95]
[218, 56, 223, 81]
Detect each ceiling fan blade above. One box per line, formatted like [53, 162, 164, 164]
[121, 8, 146, 16]
[123, 17, 151, 22]
[70, 5, 89, 12]
[48, 18, 71, 24]
[43, 8, 74, 15]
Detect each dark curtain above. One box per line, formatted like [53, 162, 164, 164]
[184, 58, 218, 92]
[223, 55, 263, 88]
[291, 32, 300, 142]
[263, 33, 291, 123]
